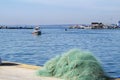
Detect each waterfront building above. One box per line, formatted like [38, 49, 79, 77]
[91, 22, 104, 29]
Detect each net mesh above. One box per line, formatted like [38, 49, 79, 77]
[37, 49, 110, 80]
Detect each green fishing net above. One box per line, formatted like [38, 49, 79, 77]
[37, 49, 110, 80]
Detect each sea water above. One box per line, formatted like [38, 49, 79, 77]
[0, 25, 120, 78]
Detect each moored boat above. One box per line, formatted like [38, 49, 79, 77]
[32, 26, 41, 35]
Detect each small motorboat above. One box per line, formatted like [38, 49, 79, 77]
[32, 26, 41, 35]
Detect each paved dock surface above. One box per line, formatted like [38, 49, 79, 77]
[0, 62, 119, 80]
[0, 62, 62, 80]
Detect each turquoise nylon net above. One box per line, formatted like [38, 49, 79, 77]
[37, 49, 110, 80]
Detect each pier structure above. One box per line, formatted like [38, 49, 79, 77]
[0, 61, 62, 80]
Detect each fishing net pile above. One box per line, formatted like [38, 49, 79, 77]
[37, 49, 109, 80]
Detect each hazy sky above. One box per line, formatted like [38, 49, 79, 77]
[0, 0, 120, 25]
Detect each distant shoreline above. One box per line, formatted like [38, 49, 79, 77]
[0, 27, 33, 29]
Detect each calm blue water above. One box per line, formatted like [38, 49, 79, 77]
[0, 25, 120, 78]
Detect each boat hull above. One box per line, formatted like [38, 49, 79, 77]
[32, 31, 41, 35]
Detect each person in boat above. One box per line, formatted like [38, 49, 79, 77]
[65, 28, 67, 31]
[34, 26, 40, 32]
